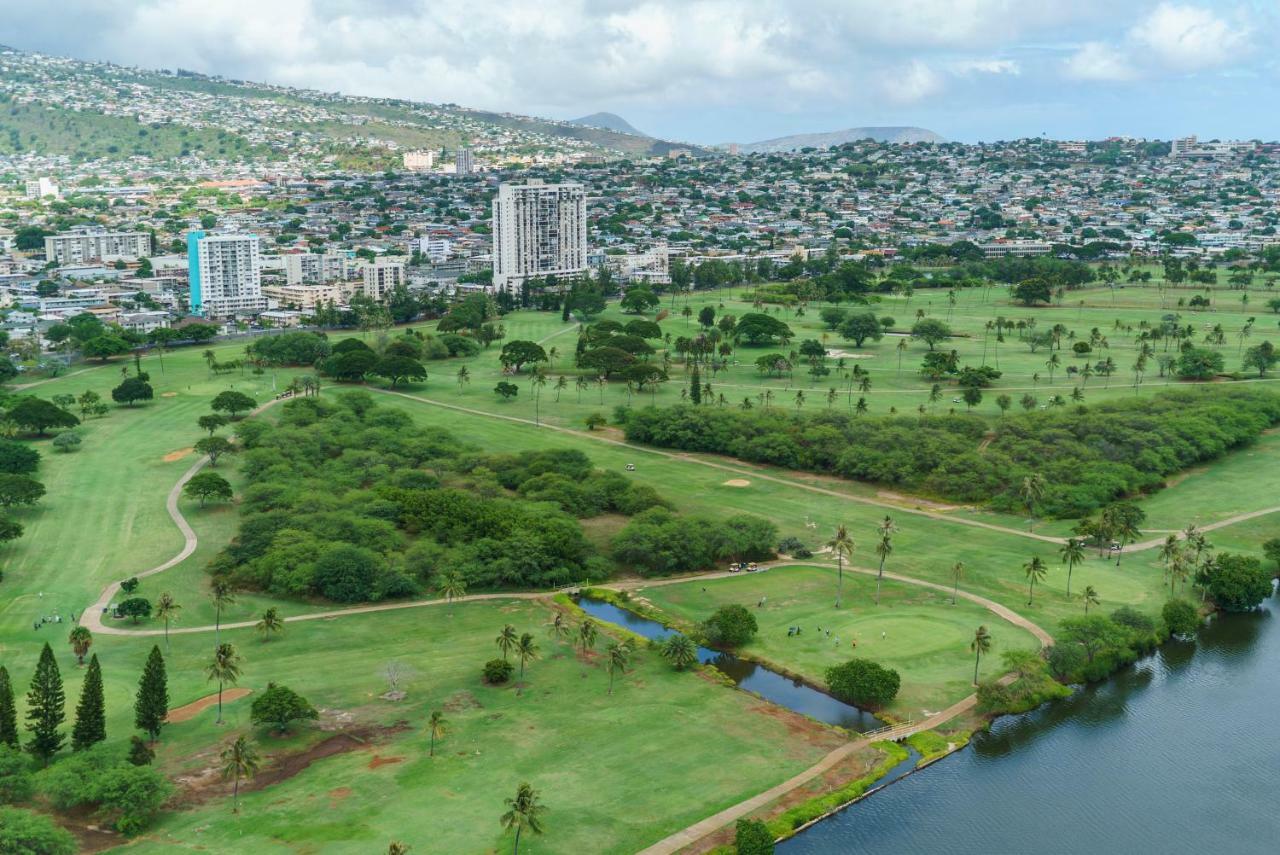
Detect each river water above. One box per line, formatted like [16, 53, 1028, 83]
[781, 586, 1280, 854]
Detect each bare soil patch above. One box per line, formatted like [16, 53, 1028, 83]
[167, 687, 252, 723]
[162, 447, 193, 462]
[723, 478, 751, 487]
[368, 755, 405, 770]
[443, 690, 483, 713]
[876, 490, 960, 512]
[54, 806, 121, 855]
[161, 392, 178, 398]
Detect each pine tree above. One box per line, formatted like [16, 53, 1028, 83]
[135, 645, 169, 741]
[71, 654, 106, 751]
[25, 642, 65, 765]
[690, 366, 702, 404]
[0, 665, 18, 749]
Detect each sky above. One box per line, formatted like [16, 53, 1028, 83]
[3, 1, 1278, 145]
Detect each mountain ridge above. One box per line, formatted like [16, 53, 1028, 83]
[734, 126, 945, 153]
[569, 112, 648, 137]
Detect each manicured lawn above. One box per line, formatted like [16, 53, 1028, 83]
[106, 599, 844, 855]
[633, 566, 1041, 716]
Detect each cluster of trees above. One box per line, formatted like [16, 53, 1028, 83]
[319, 337, 427, 387]
[611, 508, 777, 577]
[572, 320, 667, 384]
[622, 388, 1280, 518]
[825, 658, 900, 709]
[213, 393, 696, 602]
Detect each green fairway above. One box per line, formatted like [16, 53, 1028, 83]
[632, 566, 1041, 716]
[96, 599, 845, 855]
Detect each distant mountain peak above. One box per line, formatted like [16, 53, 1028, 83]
[735, 126, 944, 154]
[569, 112, 647, 138]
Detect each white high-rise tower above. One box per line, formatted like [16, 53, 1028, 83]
[491, 180, 587, 294]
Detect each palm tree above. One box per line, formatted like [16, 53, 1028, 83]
[388, 843, 410, 855]
[1167, 551, 1190, 597]
[1083, 585, 1100, 614]
[210, 579, 236, 649]
[68, 625, 92, 666]
[1158, 534, 1180, 574]
[456, 365, 470, 392]
[256, 608, 283, 642]
[606, 640, 631, 695]
[427, 710, 446, 757]
[531, 372, 547, 425]
[970, 625, 992, 685]
[950, 561, 965, 606]
[661, 634, 698, 671]
[497, 625, 518, 661]
[439, 571, 466, 615]
[206, 643, 242, 725]
[515, 633, 539, 681]
[1019, 473, 1047, 531]
[155, 592, 180, 651]
[826, 525, 854, 608]
[220, 735, 260, 813]
[873, 516, 896, 606]
[501, 782, 546, 855]
[545, 613, 570, 642]
[1058, 538, 1085, 598]
[1023, 556, 1047, 606]
[577, 619, 598, 658]
[553, 375, 568, 403]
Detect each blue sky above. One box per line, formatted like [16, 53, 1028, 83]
[5, 1, 1278, 144]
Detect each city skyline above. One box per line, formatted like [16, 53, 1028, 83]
[4, 1, 1278, 145]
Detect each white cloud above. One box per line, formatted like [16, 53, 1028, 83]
[1064, 41, 1139, 81]
[950, 58, 1021, 76]
[1129, 2, 1251, 71]
[879, 60, 945, 104]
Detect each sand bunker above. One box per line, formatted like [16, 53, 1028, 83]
[161, 392, 178, 398]
[162, 447, 193, 462]
[166, 688, 252, 723]
[723, 479, 751, 487]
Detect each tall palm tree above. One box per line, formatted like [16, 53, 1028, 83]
[1083, 585, 1100, 614]
[155, 592, 180, 651]
[577, 619, 598, 658]
[1058, 538, 1085, 598]
[501, 782, 547, 855]
[1168, 551, 1190, 597]
[1019, 473, 1047, 531]
[210, 579, 236, 650]
[1023, 556, 1047, 607]
[515, 633, 539, 681]
[496, 625, 518, 662]
[439, 571, 466, 615]
[68, 625, 92, 666]
[531, 372, 547, 425]
[970, 625, 992, 685]
[206, 643, 242, 725]
[950, 561, 965, 606]
[826, 525, 854, 608]
[873, 516, 896, 606]
[220, 735, 260, 813]
[256, 608, 283, 642]
[427, 710, 446, 757]
[545, 613, 570, 643]
[606, 640, 631, 695]
[1158, 534, 1180, 574]
[456, 365, 470, 392]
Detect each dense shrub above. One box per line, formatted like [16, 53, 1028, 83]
[1201, 553, 1275, 612]
[0, 745, 33, 804]
[245, 331, 331, 365]
[825, 658, 900, 709]
[37, 745, 171, 835]
[483, 658, 514, 684]
[1162, 599, 1202, 638]
[976, 649, 1072, 714]
[623, 388, 1280, 518]
[612, 508, 776, 577]
[0, 440, 40, 474]
[0, 807, 76, 855]
[701, 604, 758, 648]
[734, 818, 775, 854]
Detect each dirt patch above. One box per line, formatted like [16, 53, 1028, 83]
[876, 490, 960, 512]
[443, 690, 483, 713]
[167, 687, 252, 723]
[161, 391, 178, 398]
[328, 786, 353, 805]
[53, 806, 121, 855]
[162, 447, 194, 463]
[723, 478, 752, 488]
[368, 755, 405, 769]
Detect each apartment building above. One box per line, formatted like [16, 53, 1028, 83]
[262, 282, 353, 312]
[282, 251, 351, 285]
[491, 179, 588, 293]
[44, 229, 152, 264]
[455, 148, 476, 175]
[186, 231, 267, 318]
[403, 150, 437, 172]
[358, 259, 406, 300]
